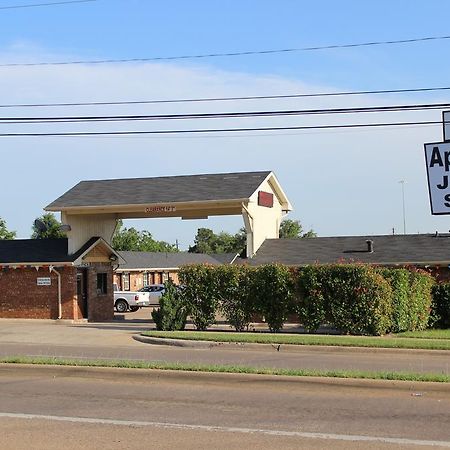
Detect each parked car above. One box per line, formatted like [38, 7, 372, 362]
[139, 284, 165, 305]
[113, 283, 151, 312]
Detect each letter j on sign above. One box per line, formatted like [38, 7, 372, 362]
[424, 142, 450, 214]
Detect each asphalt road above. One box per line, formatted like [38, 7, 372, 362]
[0, 320, 450, 374]
[1, 365, 450, 449]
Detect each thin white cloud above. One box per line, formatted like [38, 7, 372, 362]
[0, 48, 446, 244]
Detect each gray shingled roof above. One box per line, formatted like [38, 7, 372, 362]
[250, 234, 450, 266]
[117, 251, 223, 270]
[0, 238, 71, 264]
[46, 171, 271, 209]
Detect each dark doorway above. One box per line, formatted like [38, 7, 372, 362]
[76, 269, 88, 319]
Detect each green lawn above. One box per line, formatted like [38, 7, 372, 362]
[142, 330, 450, 350]
[1, 357, 449, 383]
[394, 329, 450, 339]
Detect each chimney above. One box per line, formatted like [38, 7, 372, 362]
[366, 240, 374, 253]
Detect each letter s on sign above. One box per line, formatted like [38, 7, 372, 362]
[444, 193, 450, 208]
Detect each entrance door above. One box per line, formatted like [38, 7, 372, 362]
[76, 270, 88, 319]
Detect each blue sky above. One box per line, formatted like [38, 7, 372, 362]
[1, 0, 450, 248]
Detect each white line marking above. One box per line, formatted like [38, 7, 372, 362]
[0, 412, 449, 447]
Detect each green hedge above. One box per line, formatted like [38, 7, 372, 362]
[431, 283, 450, 328]
[380, 268, 434, 332]
[296, 265, 394, 335]
[167, 263, 435, 335]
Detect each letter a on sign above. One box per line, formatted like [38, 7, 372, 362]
[424, 142, 450, 214]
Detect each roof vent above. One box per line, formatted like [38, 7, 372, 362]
[366, 240, 374, 253]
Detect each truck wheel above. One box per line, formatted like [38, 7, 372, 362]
[115, 299, 128, 313]
[129, 306, 139, 312]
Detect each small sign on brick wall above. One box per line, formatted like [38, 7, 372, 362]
[37, 277, 51, 286]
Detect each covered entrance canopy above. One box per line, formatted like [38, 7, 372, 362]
[46, 171, 292, 257]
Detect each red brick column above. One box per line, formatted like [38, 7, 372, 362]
[86, 263, 114, 322]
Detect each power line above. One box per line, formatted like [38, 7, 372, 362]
[0, 0, 96, 10]
[0, 120, 442, 137]
[1, 34, 450, 67]
[1, 102, 449, 124]
[2, 86, 450, 109]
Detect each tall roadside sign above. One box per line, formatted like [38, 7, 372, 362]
[424, 112, 450, 215]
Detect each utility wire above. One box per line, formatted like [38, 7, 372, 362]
[0, 120, 442, 137]
[2, 86, 450, 109]
[1, 34, 450, 67]
[0, 0, 96, 10]
[1, 102, 449, 124]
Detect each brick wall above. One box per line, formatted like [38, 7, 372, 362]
[114, 270, 180, 290]
[0, 266, 78, 320]
[87, 263, 114, 322]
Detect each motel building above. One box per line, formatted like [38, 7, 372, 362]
[0, 171, 291, 321]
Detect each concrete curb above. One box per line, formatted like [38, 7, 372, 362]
[132, 334, 450, 355]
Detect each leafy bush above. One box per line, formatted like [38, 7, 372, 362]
[296, 265, 394, 335]
[178, 264, 218, 330]
[151, 279, 187, 331]
[381, 268, 434, 332]
[431, 283, 450, 328]
[252, 264, 294, 332]
[295, 265, 327, 332]
[215, 265, 255, 331]
[406, 269, 434, 331]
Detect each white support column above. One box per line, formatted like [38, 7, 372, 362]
[62, 212, 118, 254]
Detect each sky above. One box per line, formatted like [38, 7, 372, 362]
[1, 0, 450, 249]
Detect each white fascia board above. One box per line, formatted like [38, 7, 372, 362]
[72, 237, 125, 266]
[257, 171, 293, 211]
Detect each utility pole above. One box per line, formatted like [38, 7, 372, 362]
[399, 180, 406, 234]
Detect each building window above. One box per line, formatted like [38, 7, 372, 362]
[122, 273, 130, 291]
[97, 273, 108, 295]
[162, 272, 169, 283]
[143, 272, 149, 287]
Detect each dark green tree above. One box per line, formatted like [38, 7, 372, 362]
[189, 227, 246, 254]
[0, 217, 16, 240]
[279, 219, 316, 239]
[112, 221, 178, 252]
[31, 213, 66, 239]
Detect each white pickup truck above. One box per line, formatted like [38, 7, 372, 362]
[113, 284, 151, 313]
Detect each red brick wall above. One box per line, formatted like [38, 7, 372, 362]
[0, 266, 78, 320]
[87, 263, 114, 322]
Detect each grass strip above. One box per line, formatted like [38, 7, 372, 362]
[1, 356, 449, 383]
[394, 329, 450, 340]
[142, 330, 450, 350]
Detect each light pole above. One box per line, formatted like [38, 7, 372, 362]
[399, 180, 406, 234]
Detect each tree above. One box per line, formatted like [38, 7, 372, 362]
[0, 217, 16, 240]
[189, 219, 315, 254]
[189, 227, 246, 254]
[31, 213, 66, 239]
[279, 219, 316, 239]
[112, 222, 178, 252]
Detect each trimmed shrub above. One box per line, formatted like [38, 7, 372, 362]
[215, 265, 255, 331]
[252, 264, 294, 332]
[296, 265, 327, 332]
[295, 265, 394, 335]
[151, 279, 188, 331]
[406, 269, 434, 331]
[431, 283, 450, 328]
[326, 265, 393, 335]
[178, 264, 218, 330]
[381, 268, 434, 332]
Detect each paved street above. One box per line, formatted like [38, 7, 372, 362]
[1, 365, 450, 449]
[0, 318, 449, 375]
